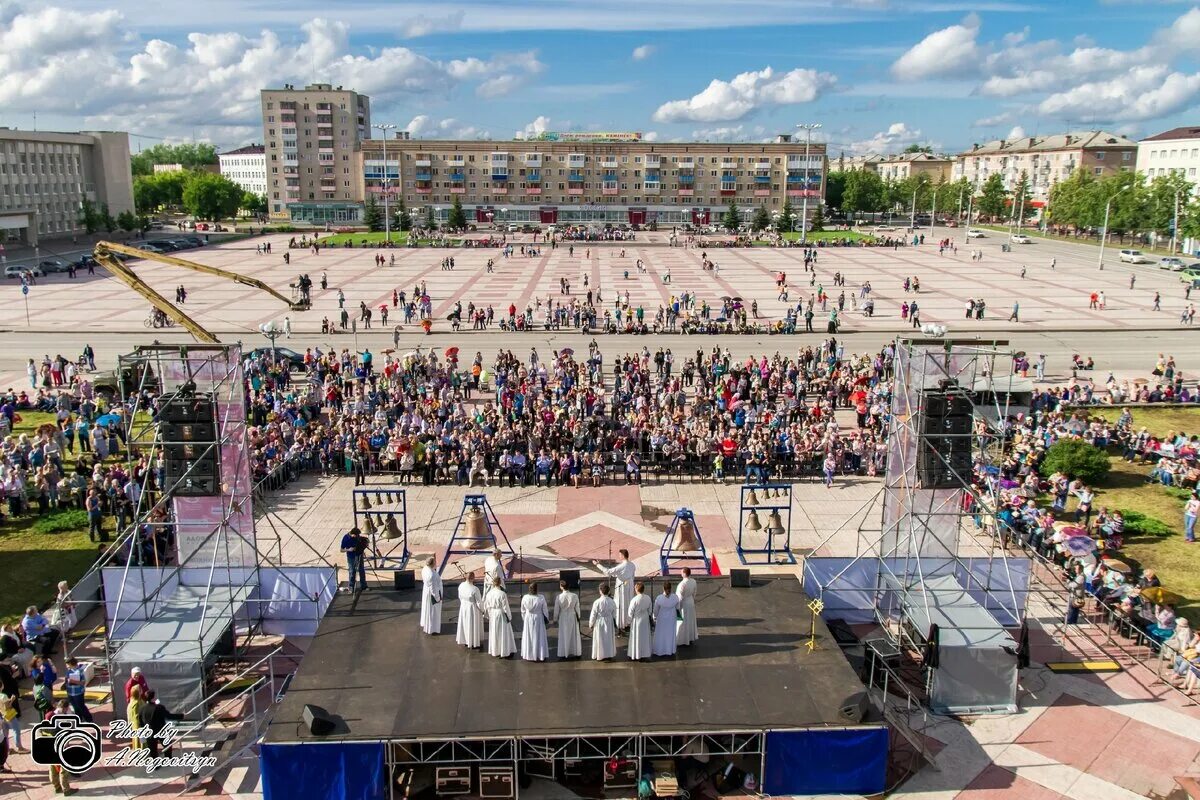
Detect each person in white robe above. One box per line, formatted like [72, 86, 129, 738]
[627, 583, 653, 661]
[419, 558, 443, 635]
[675, 567, 699, 646]
[456, 571, 484, 648]
[483, 578, 517, 658]
[553, 580, 582, 658]
[484, 549, 506, 590]
[593, 549, 635, 630]
[520, 584, 550, 661]
[589, 583, 618, 661]
[652, 582, 680, 657]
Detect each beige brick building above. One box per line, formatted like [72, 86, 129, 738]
[837, 152, 952, 183]
[260, 84, 370, 223]
[358, 133, 826, 226]
[953, 130, 1136, 207]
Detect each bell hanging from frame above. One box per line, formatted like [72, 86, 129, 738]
[384, 514, 402, 540]
[746, 488, 760, 506]
[745, 510, 762, 531]
[464, 505, 490, 548]
[361, 493, 372, 510]
[767, 510, 785, 536]
[672, 514, 700, 551]
[362, 515, 377, 537]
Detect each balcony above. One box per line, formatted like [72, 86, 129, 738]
[678, 188, 694, 197]
[491, 184, 508, 194]
[677, 159, 695, 169]
[450, 186, 466, 194]
[415, 172, 432, 182]
[491, 172, 509, 182]
[755, 160, 771, 170]
[645, 155, 662, 167]
[602, 185, 619, 196]
[754, 189, 771, 197]
[754, 174, 771, 184]
[524, 153, 542, 166]
[449, 172, 465, 182]
[525, 186, 542, 195]
[600, 158, 618, 168]
[569, 173, 585, 182]
[721, 160, 738, 169]
[448, 156, 465, 166]
[490, 152, 509, 164]
[416, 186, 433, 194]
[568, 187, 584, 195]
[644, 183, 660, 195]
[787, 189, 821, 198]
[568, 154, 586, 167]
[787, 157, 821, 169]
[415, 157, 432, 167]
[283, 156, 299, 166]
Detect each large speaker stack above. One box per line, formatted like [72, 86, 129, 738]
[918, 387, 972, 489]
[160, 391, 220, 496]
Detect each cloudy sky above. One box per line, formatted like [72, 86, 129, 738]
[4, 0, 1200, 154]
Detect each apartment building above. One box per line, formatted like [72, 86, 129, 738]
[0, 128, 133, 247]
[357, 133, 826, 226]
[260, 84, 371, 223]
[953, 130, 1137, 205]
[837, 152, 952, 183]
[1137, 126, 1200, 191]
[218, 145, 267, 198]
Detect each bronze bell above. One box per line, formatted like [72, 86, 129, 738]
[767, 510, 785, 536]
[362, 515, 378, 537]
[672, 514, 700, 551]
[384, 514, 402, 540]
[361, 493, 373, 510]
[746, 488, 760, 506]
[746, 510, 763, 531]
[383, 491, 394, 504]
[464, 506, 490, 548]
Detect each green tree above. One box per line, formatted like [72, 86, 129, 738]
[823, 170, 847, 213]
[903, 143, 933, 154]
[130, 143, 218, 176]
[364, 196, 384, 232]
[1144, 172, 1192, 238]
[777, 199, 796, 232]
[241, 192, 267, 215]
[447, 197, 467, 230]
[181, 173, 242, 220]
[750, 205, 771, 233]
[721, 200, 741, 232]
[809, 203, 825, 232]
[842, 170, 886, 216]
[1038, 439, 1111, 485]
[133, 171, 188, 213]
[395, 198, 412, 232]
[425, 206, 437, 230]
[1009, 171, 1036, 222]
[117, 210, 138, 232]
[1094, 171, 1146, 235]
[100, 203, 116, 233]
[78, 199, 101, 234]
[976, 173, 1008, 220]
[1045, 169, 1096, 229]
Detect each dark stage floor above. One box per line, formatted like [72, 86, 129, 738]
[266, 576, 867, 743]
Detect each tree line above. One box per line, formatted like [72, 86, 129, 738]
[131, 143, 265, 220]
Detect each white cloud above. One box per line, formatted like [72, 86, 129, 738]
[515, 115, 552, 139]
[399, 11, 465, 37]
[692, 125, 748, 141]
[972, 111, 1016, 127]
[847, 122, 930, 155]
[890, 14, 980, 81]
[631, 44, 654, 61]
[1037, 65, 1200, 122]
[642, 131, 659, 142]
[0, 2, 542, 139]
[652, 66, 837, 123]
[1007, 125, 1027, 140]
[404, 115, 489, 140]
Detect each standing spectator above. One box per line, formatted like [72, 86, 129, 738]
[43, 700, 77, 795]
[123, 665, 150, 703]
[1185, 491, 1200, 544]
[63, 658, 92, 723]
[137, 690, 177, 765]
[0, 664, 26, 755]
[85, 488, 104, 542]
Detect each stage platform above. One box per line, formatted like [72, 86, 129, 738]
[267, 576, 867, 743]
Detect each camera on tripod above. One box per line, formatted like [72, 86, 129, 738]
[31, 714, 103, 774]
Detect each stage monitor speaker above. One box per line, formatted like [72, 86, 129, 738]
[435, 766, 472, 796]
[559, 569, 580, 591]
[479, 766, 515, 799]
[730, 568, 752, 588]
[394, 570, 415, 591]
[838, 691, 870, 724]
[603, 759, 638, 789]
[301, 704, 336, 736]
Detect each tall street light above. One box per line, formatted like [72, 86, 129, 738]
[1097, 185, 1131, 271]
[373, 123, 396, 243]
[796, 122, 822, 244]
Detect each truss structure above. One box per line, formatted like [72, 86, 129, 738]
[438, 494, 515, 576]
[659, 508, 711, 575]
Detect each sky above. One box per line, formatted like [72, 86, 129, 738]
[4, 0, 1200, 155]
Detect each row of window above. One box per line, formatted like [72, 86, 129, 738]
[392, 153, 821, 165]
[1146, 147, 1200, 160]
[1146, 167, 1198, 178]
[391, 195, 793, 206]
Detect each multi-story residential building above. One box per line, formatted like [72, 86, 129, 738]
[357, 132, 826, 227]
[0, 128, 133, 246]
[218, 144, 267, 198]
[260, 83, 370, 223]
[953, 130, 1137, 207]
[837, 152, 952, 183]
[1137, 126, 1200, 190]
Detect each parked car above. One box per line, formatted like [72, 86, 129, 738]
[182, 236, 205, 247]
[1010, 234, 1032, 244]
[4, 264, 43, 278]
[1158, 257, 1185, 270]
[73, 255, 99, 270]
[1181, 265, 1200, 282]
[966, 229, 986, 239]
[1119, 249, 1152, 264]
[136, 242, 166, 254]
[247, 347, 306, 371]
[39, 258, 72, 273]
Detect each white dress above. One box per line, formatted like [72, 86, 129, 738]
[600, 560, 636, 628]
[419, 565, 443, 635]
[484, 555, 506, 590]
[456, 580, 483, 648]
[652, 594, 679, 657]
[675, 576, 699, 646]
[589, 595, 618, 660]
[554, 591, 582, 658]
[627, 594, 653, 660]
[484, 587, 517, 658]
[520, 594, 550, 661]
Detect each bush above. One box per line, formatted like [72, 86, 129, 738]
[30, 508, 89, 535]
[1038, 439, 1111, 484]
[1121, 510, 1175, 538]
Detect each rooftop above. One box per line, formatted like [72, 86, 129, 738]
[962, 130, 1137, 155]
[1141, 126, 1200, 143]
[220, 144, 265, 156]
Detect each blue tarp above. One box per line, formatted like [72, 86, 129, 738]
[763, 727, 888, 796]
[261, 742, 386, 800]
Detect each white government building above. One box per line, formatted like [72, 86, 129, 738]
[218, 144, 267, 199]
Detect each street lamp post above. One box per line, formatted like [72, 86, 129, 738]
[962, 188, 974, 248]
[373, 123, 396, 243]
[1097, 185, 1130, 271]
[1172, 188, 1182, 255]
[796, 122, 822, 244]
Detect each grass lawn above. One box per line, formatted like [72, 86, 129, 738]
[316, 231, 410, 246]
[1066, 406, 1200, 624]
[774, 230, 877, 244]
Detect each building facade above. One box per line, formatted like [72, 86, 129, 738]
[1137, 126, 1200, 190]
[836, 152, 952, 183]
[357, 133, 826, 227]
[953, 130, 1137, 206]
[0, 128, 133, 246]
[260, 84, 371, 223]
[218, 145, 267, 198]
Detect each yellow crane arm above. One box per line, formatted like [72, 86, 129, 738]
[94, 240, 302, 310]
[92, 250, 220, 343]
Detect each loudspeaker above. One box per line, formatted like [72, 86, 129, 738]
[838, 691, 870, 723]
[302, 704, 336, 736]
[394, 570, 415, 591]
[730, 569, 752, 588]
[559, 569, 580, 591]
